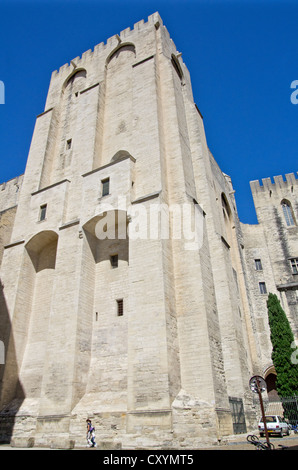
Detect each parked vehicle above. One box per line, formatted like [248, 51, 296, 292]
[258, 415, 290, 437]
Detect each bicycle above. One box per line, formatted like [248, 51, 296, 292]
[246, 434, 275, 450]
[290, 424, 298, 434]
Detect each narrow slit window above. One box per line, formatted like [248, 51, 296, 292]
[117, 299, 123, 316]
[255, 259, 263, 271]
[259, 282, 267, 294]
[39, 204, 47, 221]
[102, 178, 110, 197]
[110, 254, 118, 269]
[171, 54, 183, 81]
[66, 139, 72, 150]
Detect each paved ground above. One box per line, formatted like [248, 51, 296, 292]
[1, 433, 298, 451]
[206, 432, 298, 450]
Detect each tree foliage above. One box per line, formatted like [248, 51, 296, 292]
[267, 293, 298, 397]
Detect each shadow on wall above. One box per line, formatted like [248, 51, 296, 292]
[0, 279, 25, 443]
[83, 210, 129, 264]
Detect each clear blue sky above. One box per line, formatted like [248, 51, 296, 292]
[0, 0, 297, 224]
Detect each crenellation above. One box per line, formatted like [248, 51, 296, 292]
[46, 12, 168, 87]
[148, 11, 163, 27]
[81, 49, 93, 61]
[58, 62, 70, 75]
[285, 172, 298, 186]
[251, 172, 298, 198]
[273, 174, 285, 187]
[71, 56, 81, 66]
[50, 13, 162, 78]
[0, 175, 24, 213]
[133, 19, 145, 30]
[93, 41, 105, 55]
[261, 176, 273, 190]
[119, 27, 131, 39]
[250, 179, 263, 194]
[106, 34, 120, 48]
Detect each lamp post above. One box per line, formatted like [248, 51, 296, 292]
[249, 375, 271, 449]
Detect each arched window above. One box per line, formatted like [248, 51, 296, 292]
[106, 43, 136, 66]
[281, 200, 296, 226]
[62, 68, 87, 93]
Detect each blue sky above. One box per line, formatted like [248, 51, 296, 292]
[0, 0, 297, 224]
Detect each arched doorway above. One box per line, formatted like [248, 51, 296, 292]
[264, 366, 278, 400]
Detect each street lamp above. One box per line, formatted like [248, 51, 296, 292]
[249, 375, 271, 449]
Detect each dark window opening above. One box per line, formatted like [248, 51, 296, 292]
[255, 259, 263, 271]
[171, 54, 183, 81]
[117, 299, 123, 316]
[259, 282, 267, 294]
[39, 204, 47, 222]
[110, 254, 118, 269]
[290, 258, 298, 275]
[102, 178, 110, 197]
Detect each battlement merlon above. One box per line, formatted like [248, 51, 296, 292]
[0, 174, 24, 191]
[250, 172, 298, 197]
[0, 174, 24, 213]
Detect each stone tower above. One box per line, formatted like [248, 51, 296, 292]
[0, 12, 259, 448]
[241, 173, 298, 389]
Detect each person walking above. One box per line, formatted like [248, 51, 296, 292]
[86, 418, 97, 448]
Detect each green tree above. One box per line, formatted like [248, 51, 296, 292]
[267, 293, 298, 397]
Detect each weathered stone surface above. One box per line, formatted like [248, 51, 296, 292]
[0, 12, 297, 449]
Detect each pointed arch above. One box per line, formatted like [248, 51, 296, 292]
[62, 68, 87, 93]
[106, 42, 136, 66]
[264, 366, 278, 399]
[281, 199, 296, 226]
